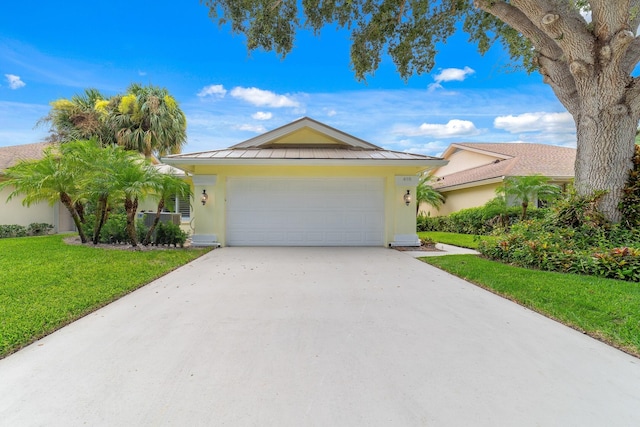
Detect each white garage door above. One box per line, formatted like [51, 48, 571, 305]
[226, 177, 385, 246]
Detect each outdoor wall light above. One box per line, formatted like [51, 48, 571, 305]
[201, 189, 209, 206]
[404, 189, 411, 206]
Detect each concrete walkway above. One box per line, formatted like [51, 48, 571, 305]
[402, 242, 480, 257]
[1, 247, 639, 426]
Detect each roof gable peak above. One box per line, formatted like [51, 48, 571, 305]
[231, 117, 381, 150]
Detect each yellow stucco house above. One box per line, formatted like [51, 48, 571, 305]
[423, 142, 576, 216]
[163, 117, 446, 247]
[0, 142, 75, 232]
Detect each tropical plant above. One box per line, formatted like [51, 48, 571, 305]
[496, 175, 561, 220]
[109, 154, 159, 246]
[39, 88, 114, 145]
[0, 143, 89, 242]
[416, 176, 445, 215]
[202, 1, 640, 223]
[143, 172, 192, 246]
[110, 84, 187, 158]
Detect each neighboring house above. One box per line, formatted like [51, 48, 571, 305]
[0, 142, 76, 232]
[423, 143, 576, 216]
[163, 117, 446, 247]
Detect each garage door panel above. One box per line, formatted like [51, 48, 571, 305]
[226, 177, 384, 246]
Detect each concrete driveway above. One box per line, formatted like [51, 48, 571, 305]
[1, 247, 639, 426]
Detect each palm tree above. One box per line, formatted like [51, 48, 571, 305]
[109, 154, 158, 246]
[142, 172, 191, 246]
[39, 89, 115, 146]
[0, 143, 89, 242]
[496, 175, 561, 220]
[416, 176, 445, 215]
[110, 84, 187, 158]
[61, 141, 127, 244]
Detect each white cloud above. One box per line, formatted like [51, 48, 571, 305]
[230, 86, 300, 108]
[5, 74, 25, 89]
[237, 123, 267, 133]
[198, 84, 227, 98]
[325, 108, 337, 117]
[138, 70, 147, 76]
[428, 66, 475, 91]
[396, 119, 481, 138]
[252, 111, 272, 120]
[494, 112, 574, 133]
[434, 66, 475, 83]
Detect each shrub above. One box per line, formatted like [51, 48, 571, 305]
[152, 222, 188, 247]
[82, 214, 149, 245]
[619, 144, 640, 229]
[0, 224, 27, 238]
[27, 223, 53, 236]
[478, 192, 640, 282]
[417, 202, 548, 235]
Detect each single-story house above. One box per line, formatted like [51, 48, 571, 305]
[423, 142, 576, 216]
[0, 142, 75, 232]
[163, 117, 446, 247]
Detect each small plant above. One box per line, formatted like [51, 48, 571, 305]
[27, 223, 53, 236]
[420, 237, 435, 247]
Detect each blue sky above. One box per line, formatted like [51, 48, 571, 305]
[0, 0, 576, 157]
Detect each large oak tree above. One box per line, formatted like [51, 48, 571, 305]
[202, 0, 640, 222]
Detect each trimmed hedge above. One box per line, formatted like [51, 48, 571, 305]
[418, 205, 548, 235]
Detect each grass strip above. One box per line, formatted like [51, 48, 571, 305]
[421, 254, 640, 357]
[417, 231, 495, 249]
[0, 234, 211, 358]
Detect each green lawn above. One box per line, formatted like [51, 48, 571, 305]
[422, 254, 640, 357]
[417, 231, 496, 249]
[0, 234, 211, 358]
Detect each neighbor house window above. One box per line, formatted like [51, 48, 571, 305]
[170, 195, 191, 221]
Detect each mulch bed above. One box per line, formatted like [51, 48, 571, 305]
[63, 236, 194, 251]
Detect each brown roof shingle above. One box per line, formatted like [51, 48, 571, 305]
[433, 143, 576, 190]
[0, 142, 52, 172]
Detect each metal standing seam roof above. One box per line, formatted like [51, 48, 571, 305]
[165, 147, 441, 161]
[433, 143, 576, 190]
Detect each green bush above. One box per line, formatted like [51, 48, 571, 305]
[479, 192, 640, 282]
[82, 214, 147, 245]
[0, 225, 27, 238]
[417, 202, 548, 235]
[27, 223, 54, 236]
[153, 222, 188, 247]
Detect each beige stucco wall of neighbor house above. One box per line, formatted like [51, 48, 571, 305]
[434, 149, 498, 176]
[421, 183, 500, 217]
[0, 185, 75, 232]
[187, 164, 425, 247]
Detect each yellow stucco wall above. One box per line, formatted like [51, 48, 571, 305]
[421, 183, 500, 217]
[434, 149, 498, 176]
[189, 164, 424, 246]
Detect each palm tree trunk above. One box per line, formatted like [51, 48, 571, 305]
[143, 199, 165, 246]
[60, 192, 89, 243]
[92, 194, 109, 244]
[521, 201, 528, 221]
[125, 197, 139, 247]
